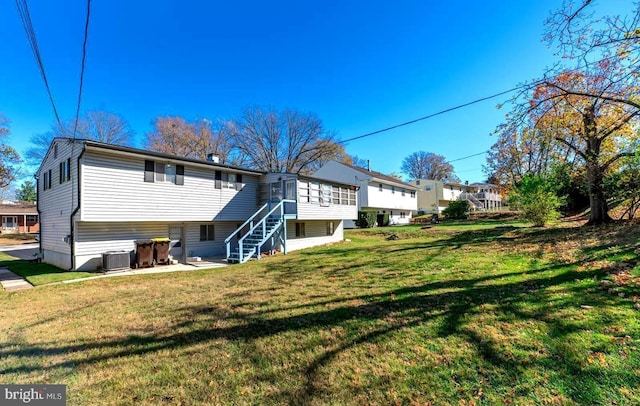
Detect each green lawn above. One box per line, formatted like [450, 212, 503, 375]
[0, 252, 93, 285]
[1, 219, 639, 405]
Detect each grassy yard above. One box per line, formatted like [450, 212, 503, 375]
[0, 252, 93, 285]
[1, 219, 639, 405]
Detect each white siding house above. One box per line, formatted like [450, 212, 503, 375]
[37, 139, 357, 271]
[408, 179, 503, 214]
[313, 161, 418, 227]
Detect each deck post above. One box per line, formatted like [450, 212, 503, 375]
[283, 218, 287, 255]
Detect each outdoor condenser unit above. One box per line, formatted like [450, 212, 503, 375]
[102, 251, 130, 271]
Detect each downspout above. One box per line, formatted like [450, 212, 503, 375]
[35, 174, 42, 258]
[69, 146, 86, 271]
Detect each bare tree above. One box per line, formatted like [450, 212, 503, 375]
[26, 110, 134, 164]
[0, 113, 22, 188]
[401, 151, 459, 182]
[146, 117, 237, 164]
[229, 107, 343, 174]
[349, 155, 369, 169]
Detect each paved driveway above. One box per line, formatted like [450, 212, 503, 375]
[0, 243, 39, 260]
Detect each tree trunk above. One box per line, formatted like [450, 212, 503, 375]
[583, 105, 612, 226]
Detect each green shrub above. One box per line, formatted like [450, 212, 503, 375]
[510, 174, 564, 227]
[442, 200, 470, 219]
[356, 210, 377, 228]
[381, 212, 390, 226]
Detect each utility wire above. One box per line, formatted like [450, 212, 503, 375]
[15, 0, 63, 128]
[72, 0, 92, 139]
[447, 150, 489, 163]
[337, 84, 538, 145]
[337, 52, 623, 147]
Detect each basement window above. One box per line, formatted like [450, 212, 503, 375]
[326, 221, 334, 236]
[199, 224, 215, 241]
[295, 222, 305, 238]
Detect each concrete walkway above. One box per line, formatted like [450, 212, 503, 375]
[0, 267, 33, 292]
[60, 258, 228, 285]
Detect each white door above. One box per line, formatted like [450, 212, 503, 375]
[169, 226, 183, 260]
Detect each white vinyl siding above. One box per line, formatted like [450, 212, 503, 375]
[284, 220, 344, 252]
[81, 151, 259, 222]
[185, 222, 236, 258]
[365, 182, 416, 212]
[38, 139, 82, 270]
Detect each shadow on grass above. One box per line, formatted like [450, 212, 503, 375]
[2, 222, 639, 404]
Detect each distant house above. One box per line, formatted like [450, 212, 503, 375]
[36, 138, 357, 271]
[408, 179, 503, 214]
[0, 203, 39, 234]
[313, 161, 418, 227]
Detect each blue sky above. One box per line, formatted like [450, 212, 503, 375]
[0, 1, 632, 185]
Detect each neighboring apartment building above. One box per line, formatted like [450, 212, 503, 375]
[313, 161, 418, 227]
[408, 179, 503, 214]
[36, 138, 357, 271]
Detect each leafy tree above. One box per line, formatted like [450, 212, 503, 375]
[26, 111, 134, 164]
[0, 113, 22, 188]
[15, 180, 36, 202]
[605, 151, 640, 220]
[494, 2, 640, 225]
[442, 200, 470, 220]
[229, 107, 343, 174]
[510, 174, 564, 227]
[486, 126, 582, 188]
[401, 151, 459, 182]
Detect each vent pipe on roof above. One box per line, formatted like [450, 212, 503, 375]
[367, 160, 370, 171]
[206, 153, 220, 163]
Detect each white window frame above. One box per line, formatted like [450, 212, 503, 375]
[326, 221, 334, 236]
[2, 216, 18, 230]
[225, 173, 236, 189]
[320, 183, 332, 206]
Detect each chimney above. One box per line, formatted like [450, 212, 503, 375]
[367, 159, 370, 171]
[465, 180, 469, 185]
[206, 153, 220, 163]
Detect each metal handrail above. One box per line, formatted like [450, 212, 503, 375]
[224, 202, 269, 245]
[226, 199, 295, 262]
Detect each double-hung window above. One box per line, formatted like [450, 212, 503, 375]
[145, 160, 184, 185]
[43, 169, 52, 190]
[214, 171, 243, 190]
[59, 158, 71, 183]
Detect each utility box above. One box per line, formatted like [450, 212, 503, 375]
[102, 251, 130, 271]
[134, 240, 154, 268]
[152, 238, 171, 265]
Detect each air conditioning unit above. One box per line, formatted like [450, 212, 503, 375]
[102, 251, 130, 271]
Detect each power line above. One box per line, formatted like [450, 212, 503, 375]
[15, 0, 63, 128]
[337, 84, 536, 145]
[446, 150, 489, 163]
[72, 0, 92, 139]
[337, 53, 623, 147]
